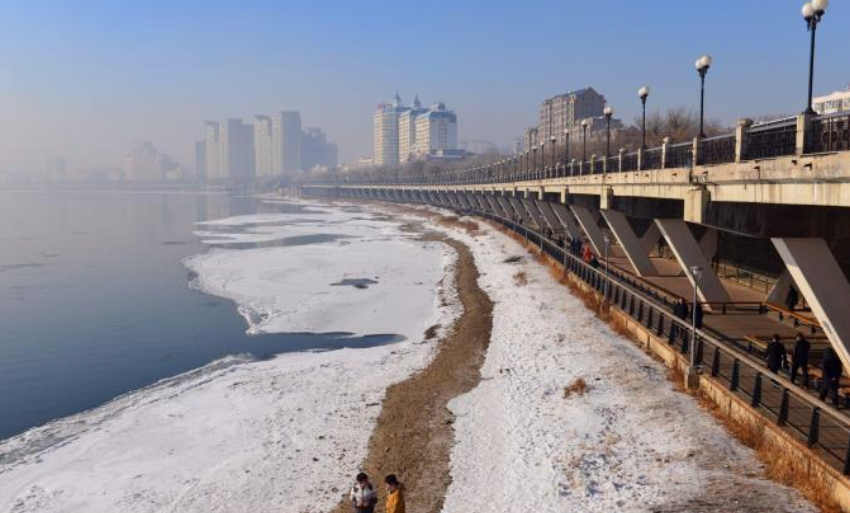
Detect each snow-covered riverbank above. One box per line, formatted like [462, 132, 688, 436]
[0, 199, 459, 513]
[429, 213, 815, 513]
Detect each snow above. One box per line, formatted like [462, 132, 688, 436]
[0, 199, 460, 513]
[427, 214, 815, 513]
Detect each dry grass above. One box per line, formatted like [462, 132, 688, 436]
[436, 215, 480, 235]
[513, 271, 528, 286]
[689, 389, 842, 513]
[563, 378, 588, 399]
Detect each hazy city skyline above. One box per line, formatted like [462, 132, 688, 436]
[0, 0, 847, 173]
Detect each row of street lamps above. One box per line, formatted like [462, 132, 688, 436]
[395, 1, 829, 187]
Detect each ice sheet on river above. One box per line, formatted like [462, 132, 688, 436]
[0, 199, 459, 513]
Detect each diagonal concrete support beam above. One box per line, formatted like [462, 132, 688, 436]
[655, 219, 731, 304]
[600, 210, 659, 277]
[641, 223, 662, 254]
[534, 200, 563, 234]
[550, 203, 584, 242]
[772, 238, 850, 372]
[571, 205, 609, 256]
[766, 270, 795, 307]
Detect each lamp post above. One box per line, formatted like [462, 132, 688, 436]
[532, 145, 538, 178]
[802, 0, 828, 115]
[550, 135, 556, 178]
[603, 234, 611, 304]
[539, 142, 545, 179]
[638, 85, 650, 149]
[686, 265, 703, 389]
[695, 54, 713, 138]
[603, 106, 614, 159]
[563, 129, 570, 165]
[581, 119, 589, 162]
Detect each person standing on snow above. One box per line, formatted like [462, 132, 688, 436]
[349, 472, 378, 513]
[384, 474, 405, 513]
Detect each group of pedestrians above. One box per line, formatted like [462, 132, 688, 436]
[764, 332, 844, 406]
[349, 473, 405, 513]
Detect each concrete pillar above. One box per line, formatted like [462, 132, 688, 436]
[571, 205, 608, 256]
[735, 118, 754, 163]
[655, 219, 732, 305]
[599, 186, 614, 210]
[772, 238, 850, 373]
[600, 210, 659, 277]
[618, 148, 625, 173]
[683, 186, 709, 224]
[661, 137, 671, 169]
[590, 155, 597, 174]
[692, 137, 701, 167]
[766, 270, 794, 307]
[641, 223, 662, 254]
[637, 148, 645, 171]
[796, 113, 813, 155]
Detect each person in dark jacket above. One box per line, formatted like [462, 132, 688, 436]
[672, 298, 689, 341]
[693, 301, 704, 330]
[819, 348, 843, 406]
[791, 333, 811, 387]
[765, 334, 788, 374]
[785, 285, 800, 312]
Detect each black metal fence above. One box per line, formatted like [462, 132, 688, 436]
[808, 112, 850, 153]
[700, 133, 736, 165]
[666, 142, 693, 169]
[745, 118, 797, 160]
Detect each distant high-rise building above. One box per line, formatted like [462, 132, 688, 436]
[219, 118, 254, 181]
[194, 141, 206, 179]
[301, 128, 339, 172]
[538, 87, 607, 144]
[254, 115, 275, 177]
[814, 86, 850, 115]
[125, 141, 176, 182]
[272, 111, 302, 173]
[373, 93, 407, 166]
[414, 103, 458, 158]
[398, 95, 425, 162]
[204, 122, 221, 180]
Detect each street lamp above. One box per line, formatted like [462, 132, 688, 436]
[686, 265, 703, 389]
[638, 85, 650, 149]
[539, 142, 545, 179]
[603, 234, 611, 303]
[695, 54, 713, 138]
[802, 0, 828, 115]
[563, 129, 570, 164]
[532, 145, 538, 177]
[581, 119, 589, 162]
[603, 106, 614, 159]
[550, 135, 557, 176]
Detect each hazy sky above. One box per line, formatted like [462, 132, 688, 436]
[0, 0, 847, 172]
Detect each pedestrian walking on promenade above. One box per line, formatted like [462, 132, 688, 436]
[384, 474, 405, 513]
[672, 298, 689, 342]
[791, 333, 811, 387]
[820, 348, 844, 406]
[693, 300, 704, 330]
[765, 334, 788, 375]
[349, 473, 378, 513]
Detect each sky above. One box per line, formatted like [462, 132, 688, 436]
[0, 0, 847, 172]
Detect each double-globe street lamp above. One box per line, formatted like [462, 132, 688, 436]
[695, 54, 713, 138]
[638, 86, 650, 149]
[802, 0, 829, 115]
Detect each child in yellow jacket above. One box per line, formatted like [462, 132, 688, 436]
[384, 474, 405, 513]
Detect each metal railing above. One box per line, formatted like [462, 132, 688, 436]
[808, 112, 850, 153]
[700, 133, 736, 165]
[666, 142, 694, 169]
[642, 148, 663, 170]
[745, 117, 797, 160]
